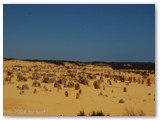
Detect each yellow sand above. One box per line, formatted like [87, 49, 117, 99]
[3, 60, 155, 116]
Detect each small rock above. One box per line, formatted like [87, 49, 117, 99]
[119, 99, 125, 103]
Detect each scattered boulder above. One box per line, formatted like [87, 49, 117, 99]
[141, 80, 144, 84]
[17, 72, 27, 82]
[93, 80, 101, 89]
[123, 87, 127, 92]
[67, 81, 75, 88]
[54, 82, 62, 90]
[42, 76, 55, 83]
[32, 72, 40, 80]
[76, 93, 80, 99]
[7, 71, 13, 76]
[112, 89, 114, 93]
[32, 81, 41, 87]
[107, 80, 112, 85]
[79, 78, 89, 86]
[20, 90, 25, 95]
[22, 84, 29, 90]
[33, 88, 37, 94]
[119, 99, 125, 103]
[75, 83, 80, 90]
[79, 89, 82, 95]
[5, 76, 11, 82]
[17, 85, 22, 90]
[103, 85, 105, 90]
[65, 91, 69, 97]
[98, 92, 103, 96]
[147, 79, 151, 86]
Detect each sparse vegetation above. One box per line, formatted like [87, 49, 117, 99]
[77, 110, 86, 116]
[77, 110, 106, 116]
[123, 107, 146, 116]
[90, 111, 105, 116]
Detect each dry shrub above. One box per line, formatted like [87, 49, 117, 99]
[90, 111, 105, 116]
[77, 110, 106, 116]
[123, 107, 145, 116]
[77, 110, 86, 116]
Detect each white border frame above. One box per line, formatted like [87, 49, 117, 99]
[0, 0, 158, 120]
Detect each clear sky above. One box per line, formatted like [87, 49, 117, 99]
[3, 4, 155, 62]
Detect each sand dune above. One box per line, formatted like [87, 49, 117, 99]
[3, 60, 155, 116]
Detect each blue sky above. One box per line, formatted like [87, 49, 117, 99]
[3, 4, 155, 62]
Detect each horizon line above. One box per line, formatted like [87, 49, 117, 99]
[3, 57, 155, 64]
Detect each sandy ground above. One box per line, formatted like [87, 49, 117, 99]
[3, 60, 155, 116]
